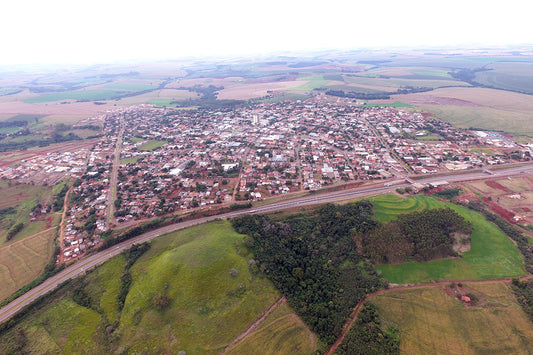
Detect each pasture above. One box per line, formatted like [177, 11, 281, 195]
[371, 282, 533, 354]
[370, 195, 524, 283]
[117, 220, 279, 353]
[0, 221, 281, 354]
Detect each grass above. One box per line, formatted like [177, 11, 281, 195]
[0, 221, 281, 353]
[371, 282, 533, 354]
[226, 302, 318, 355]
[84, 255, 126, 322]
[291, 75, 330, 91]
[147, 99, 181, 107]
[370, 195, 524, 283]
[23, 90, 123, 103]
[129, 137, 145, 143]
[117, 220, 279, 354]
[138, 140, 168, 151]
[120, 156, 141, 165]
[0, 228, 56, 301]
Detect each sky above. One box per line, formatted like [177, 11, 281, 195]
[1, 0, 531, 66]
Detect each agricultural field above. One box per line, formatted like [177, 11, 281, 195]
[225, 301, 317, 355]
[23, 90, 124, 103]
[117, 88, 200, 106]
[474, 62, 533, 94]
[370, 195, 524, 283]
[371, 282, 533, 354]
[343, 75, 469, 91]
[0, 228, 56, 301]
[395, 87, 533, 135]
[463, 177, 533, 224]
[0, 221, 281, 354]
[217, 81, 306, 100]
[0, 180, 56, 246]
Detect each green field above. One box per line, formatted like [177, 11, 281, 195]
[23, 90, 123, 103]
[0, 221, 280, 354]
[147, 99, 181, 107]
[371, 283, 533, 354]
[417, 104, 533, 136]
[0, 181, 56, 246]
[138, 140, 168, 151]
[120, 156, 141, 165]
[103, 83, 158, 91]
[370, 195, 524, 283]
[474, 62, 533, 94]
[226, 302, 317, 355]
[291, 75, 330, 91]
[0, 228, 56, 301]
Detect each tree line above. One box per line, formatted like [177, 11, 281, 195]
[232, 201, 386, 345]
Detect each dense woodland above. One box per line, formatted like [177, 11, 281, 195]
[232, 201, 386, 345]
[335, 302, 399, 355]
[356, 208, 472, 263]
[511, 278, 533, 322]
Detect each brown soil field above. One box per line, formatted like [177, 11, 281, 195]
[216, 81, 308, 100]
[0, 100, 114, 117]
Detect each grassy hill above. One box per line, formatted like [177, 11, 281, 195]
[371, 195, 524, 283]
[0, 220, 319, 354]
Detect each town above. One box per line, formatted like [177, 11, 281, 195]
[1, 96, 531, 263]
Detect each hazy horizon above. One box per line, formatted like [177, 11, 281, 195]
[2, 0, 532, 67]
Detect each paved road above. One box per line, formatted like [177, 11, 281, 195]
[2, 163, 533, 324]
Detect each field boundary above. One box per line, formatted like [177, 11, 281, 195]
[221, 296, 285, 354]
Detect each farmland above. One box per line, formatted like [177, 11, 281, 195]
[371, 195, 524, 283]
[0, 228, 56, 301]
[23, 90, 124, 103]
[371, 282, 533, 354]
[395, 87, 533, 135]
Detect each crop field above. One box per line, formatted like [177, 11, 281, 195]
[22, 90, 124, 103]
[343, 75, 468, 90]
[371, 282, 533, 354]
[290, 75, 330, 92]
[226, 301, 317, 355]
[474, 62, 533, 94]
[138, 140, 168, 151]
[396, 87, 533, 135]
[103, 83, 158, 91]
[365, 66, 453, 79]
[217, 81, 307, 100]
[0, 221, 281, 353]
[0, 228, 56, 301]
[117, 89, 200, 106]
[370, 195, 524, 283]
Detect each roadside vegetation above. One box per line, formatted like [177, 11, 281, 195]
[0, 221, 284, 354]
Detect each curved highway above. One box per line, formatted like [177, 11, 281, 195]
[1, 163, 532, 324]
